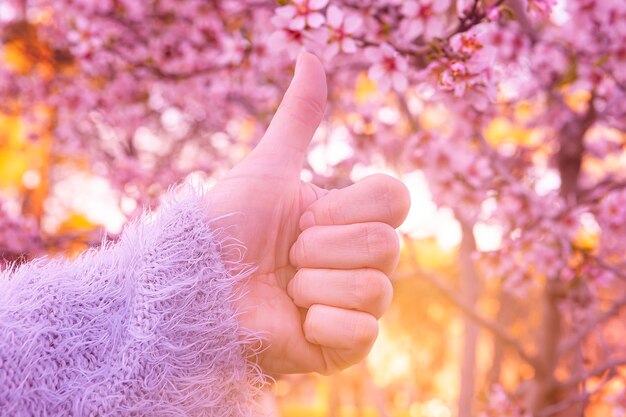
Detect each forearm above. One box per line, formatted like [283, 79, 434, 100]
[0, 187, 261, 416]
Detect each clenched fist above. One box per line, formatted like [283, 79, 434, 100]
[206, 52, 410, 375]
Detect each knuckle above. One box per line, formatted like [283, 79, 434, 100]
[364, 223, 399, 260]
[346, 271, 363, 306]
[384, 178, 412, 225]
[367, 174, 411, 227]
[362, 270, 393, 310]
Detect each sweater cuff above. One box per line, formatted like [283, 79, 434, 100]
[116, 185, 265, 415]
[0, 184, 265, 416]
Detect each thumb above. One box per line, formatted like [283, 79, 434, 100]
[252, 51, 327, 171]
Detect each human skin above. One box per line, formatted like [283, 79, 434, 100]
[206, 52, 411, 375]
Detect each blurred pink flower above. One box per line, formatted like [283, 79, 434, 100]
[528, 0, 557, 19]
[365, 43, 408, 92]
[275, 0, 329, 31]
[400, 0, 451, 40]
[66, 16, 104, 57]
[480, 384, 531, 417]
[323, 5, 362, 59]
[268, 14, 307, 58]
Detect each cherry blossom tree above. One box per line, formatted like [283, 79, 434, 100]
[1, 0, 626, 415]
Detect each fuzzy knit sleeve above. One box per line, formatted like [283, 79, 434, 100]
[0, 188, 263, 416]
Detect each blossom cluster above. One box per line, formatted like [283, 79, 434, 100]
[0, 200, 41, 265]
[480, 385, 531, 417]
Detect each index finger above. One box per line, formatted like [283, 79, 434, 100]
[299, 174, 411, 230]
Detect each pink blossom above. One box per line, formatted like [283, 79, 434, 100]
[480, 385, 531, 417]
[527, 0, 557, 19]
[479, 24, 529, 62]
[0, 201, 42, 265]
[400, 0, 451, 40]
[323, 5, 362, 59]
[365, 44, 409, 92]
[66, 17, 104, 57]
[275, 0, 329, 31]
[529, 41, 568, 85]
[268, 14, 307, 58]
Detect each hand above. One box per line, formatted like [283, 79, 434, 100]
[206, 52, 410, 375]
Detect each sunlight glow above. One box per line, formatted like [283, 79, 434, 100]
[410, 398, 453, 417]
[398, 171, 439, 239]
[367, 326, 414, 386]
[22, 170, 42, 189]
[378, 106, 400, 125]
[307, 126, 353, 174]
[351, 169, 463, 251]
[435, 209, 462, 251]
[44, 171, 127, 234]
[535, 169, 561, 195]
[474, 222, 503, 251]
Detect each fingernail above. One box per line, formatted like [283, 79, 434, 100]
[299, 211, 315, 231]
[286, 279, 295, 299]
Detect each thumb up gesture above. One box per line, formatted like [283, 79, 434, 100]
[206, 52, 411, 374]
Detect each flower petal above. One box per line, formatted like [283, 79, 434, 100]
[380, 43, 396, 56]
[324, 42, 340, 60]
[378, 76, 392, 93]
[307, 12, 326, 28]
[342, 38, 357, 53]
[368, 64, 385, 80]
[267, 31, 288, 52]
[289, 16, 307, 30]
[364, 46, 382, 62]
[392, 72, 408, 92]
[401, 1, 419, 16]
[310, 0, 330, 10]
[425, 16, 447, 38]
[344, 15, 363, 34]
[326, 5, 343, 28]
[433, 0, 452, 13]
[403, 18, 425, 41]
[276, 5, 297, 19]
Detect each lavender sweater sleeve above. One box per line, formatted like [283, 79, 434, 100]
[0, 188, 263, 416]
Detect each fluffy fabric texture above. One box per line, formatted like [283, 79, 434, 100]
[0, 187, 263, 416]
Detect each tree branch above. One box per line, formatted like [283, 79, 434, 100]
[399, 236, 543, 372]
[506, 0, 538, 42]
[536, 370, 616, 417]
[558, 293, 626, 355]
[558, 357, 626, 390]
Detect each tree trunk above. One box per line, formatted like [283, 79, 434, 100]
[529, 281, 562, 411]
[488, 291, 517, 385]
[530, 108, 594, 413]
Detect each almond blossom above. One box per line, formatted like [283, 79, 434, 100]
[400, 0, 451, 41]
[275, 0, 329, 31]
[365, 43, 408, 92]
[480, 385, 531, 417]
[323, 5, 362, 60]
